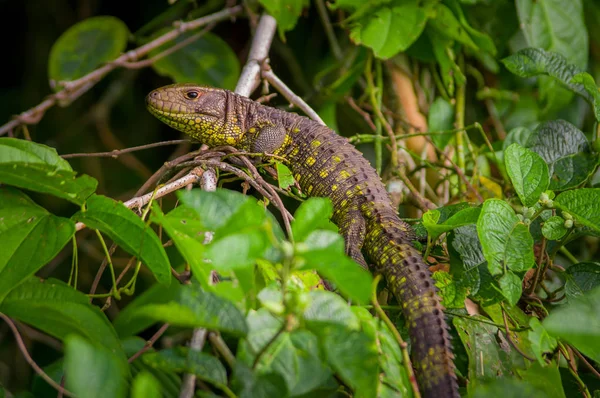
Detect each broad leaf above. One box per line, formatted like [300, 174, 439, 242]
[150, 31, 240, 90]
[0, 278, 124, 355]
[543, 286, 600, 363]
[296, 230, 372, 304]
[528, 318, 557, 365]
[64, 335, 129, 398]
[142, 347, 227, 387]
[123, 283, 247, 336]
[130, 371, 161, 398]
[259, 0, 309, 39]
[0, 188, 75, 301]
[564, 262, 600, 300]
[541, 216, 567, 241]
[49, 16, 129, 86]
[0, 138, 97, 205]
[516, 0, 588, 68]
[422, 206, 480, 242]
[302, 290, 359, 329]
[524, 120, 598, 190]
[291, 197, 335, 241]
[555, 189, 600, 233]
[504, 143, 549, 206]
[346, 0, 429, 59]
[477, 199, 534, 275]
[73, 194, 171, 285]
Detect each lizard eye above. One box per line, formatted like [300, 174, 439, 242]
[185, 91, 199, 99]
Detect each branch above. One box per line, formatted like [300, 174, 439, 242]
[0, 5, 243, 136]
[235, 13, 277, 97]
[0, 313, 76, 398]
[262, 67, 325, 125]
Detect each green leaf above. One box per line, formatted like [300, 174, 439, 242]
[319, 324, 379, 397]
[528, 318, 557, 365]
[501, 48, 596, 115]
[302, 290, 360, 329]
[64, 335, 129, 398]
[555, 189, 600, 233]
[503, 127, 533, 150]
[259, 0, 308, 39]
[498, 271, 522, 307]
[48, 16, 129, 87]
[570, 72, 600, 122]
[150, 31, 240, 90]
[142, 347, 227, 387]
[565, 262, 600, 300]
[275, 162, 295, 190]
[0, 188, 75, 301]
[243, 328, 333, 396]
[292, 197, 336, 241]
[72, 194, 171, 285]
[131, 371, 162, 398]
[448, 225, 484, 297]
[0, 138, 97, 205]
[126, 283, 247, 336]
[516, 0, 588, 68]
[150, 204, 212, 289]
[427, 27, 465, 96]
[233, 363, 289, 398]
[477, 199, 535, 275]
[428, 3, 478, 51]
[296, 230, 372, 304]
[524, 120, 598, 190]
[347, 0, 429, 59]
[432, 271, 467, 309]
[444, 0, 497, 55]
[0, 278, 124, 355]
[422, 206, 480, 242]
[541, 216, 567, 241]
[112, 275, 181, 337]
[206, 231, 269, 271]
[543, 286, 600, 363]
[454, 315, 530, 392]
[177, 189, 269, 236]
[428, 97, 455, 148]
[504, 143, 549, 206]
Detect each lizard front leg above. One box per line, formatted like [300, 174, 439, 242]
[337, 207, 368, 269]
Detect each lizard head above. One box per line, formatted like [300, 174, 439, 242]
[146, 83, 244, 146]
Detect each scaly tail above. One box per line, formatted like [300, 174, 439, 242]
[364, 209, 459, 398]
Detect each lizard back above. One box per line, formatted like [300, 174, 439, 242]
[146, 85, 459, 398]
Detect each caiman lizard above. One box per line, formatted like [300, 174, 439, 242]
[146, 84, 459, 398]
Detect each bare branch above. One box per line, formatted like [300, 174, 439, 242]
[235, 13, 277, 97]
[262, 67, 325, 125]
[0, 6, 243, 136]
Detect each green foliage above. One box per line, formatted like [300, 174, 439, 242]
[150, 31, 240, 91]
[48, 16, 129, 87]
[3, 1, 600, 397]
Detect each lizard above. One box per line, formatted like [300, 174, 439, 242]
[146, 83, 459, 398]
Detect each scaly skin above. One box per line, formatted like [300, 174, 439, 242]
[146, 84, 459, 398]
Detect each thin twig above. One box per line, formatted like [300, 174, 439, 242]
[0, 313, 76, 397]
[61, 139, 190, 159]
[0, 6, 243, 136]
[128, 323, 170, 363]
[371, 276, 421, 398]
[263, 68, 325, 125]
[315, 0, 342, 60]
[208, 332, 236, 368]
[501, 307, 535, 361]
[573, 348, 600, 380]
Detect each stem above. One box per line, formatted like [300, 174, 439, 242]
[454, 54, 467, 194]
[94, 229, 120, 300]
[371, 275, 421, 398]
[365, 53, 383, 174]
